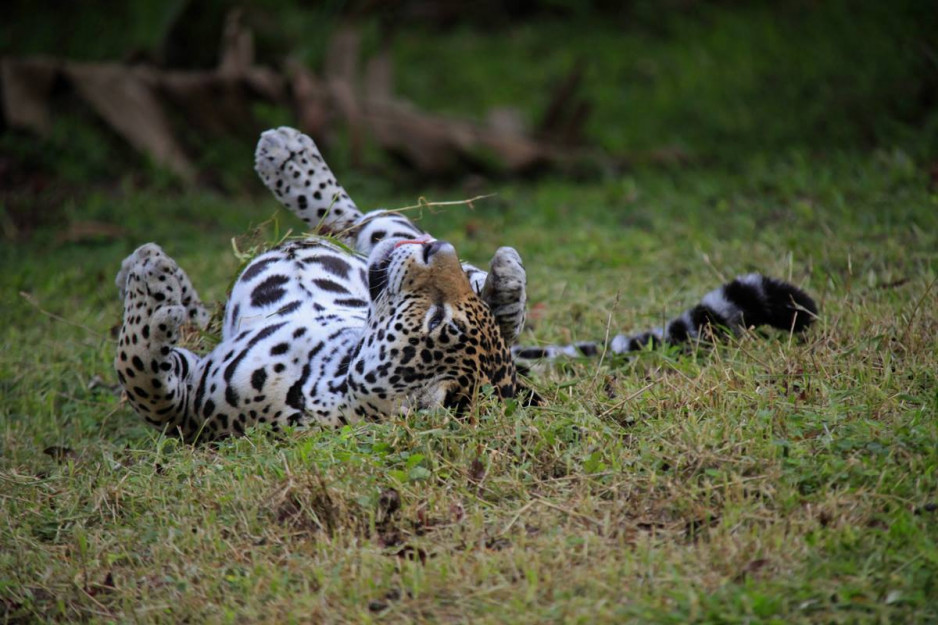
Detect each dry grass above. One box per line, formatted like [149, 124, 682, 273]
[2, 147, 936, 622]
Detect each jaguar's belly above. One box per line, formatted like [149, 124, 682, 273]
[182, 239, 373, 437]
[190, 316, 365, 437]
[223, 240, 370, 341]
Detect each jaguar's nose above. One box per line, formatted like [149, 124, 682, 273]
[423, 240, 455, 263]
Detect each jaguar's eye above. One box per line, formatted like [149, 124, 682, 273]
[427, 307, 445, 332]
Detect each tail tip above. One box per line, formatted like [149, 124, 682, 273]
[759, 275, 819, 332]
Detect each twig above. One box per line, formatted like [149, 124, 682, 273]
[324, 193, 499, 249]
[392, 193, 497, 215]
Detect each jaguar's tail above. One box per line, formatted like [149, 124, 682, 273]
[512, 274, 818, 362]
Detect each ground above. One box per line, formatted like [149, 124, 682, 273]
[1, 2, 937, 622]
[3, 151, 936, 622]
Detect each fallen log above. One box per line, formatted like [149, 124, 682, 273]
[1, 15, 606, 181]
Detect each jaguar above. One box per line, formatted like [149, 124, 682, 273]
[114, 127, 817, 441]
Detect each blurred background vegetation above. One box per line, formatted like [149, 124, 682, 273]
[1, 0, 936, 226]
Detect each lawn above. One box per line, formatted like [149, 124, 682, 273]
[2, 2, 937, 622]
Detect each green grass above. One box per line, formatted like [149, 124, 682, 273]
[2, 149, 936, 622]
[2, 2, 938, 621]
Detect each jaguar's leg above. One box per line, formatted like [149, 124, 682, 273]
[254, 127, 364, 238]
[115, 244, 204, 440]
[469, 247, 527, 345]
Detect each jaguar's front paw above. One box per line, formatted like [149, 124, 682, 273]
[482, 246, 527, 344]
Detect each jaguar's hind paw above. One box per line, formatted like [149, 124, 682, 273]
[254, 127, 363, 234]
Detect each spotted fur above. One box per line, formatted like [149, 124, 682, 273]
[253, 127, 526, 342]
[115, 128, 526, 441]
[115, 127, 817, 441]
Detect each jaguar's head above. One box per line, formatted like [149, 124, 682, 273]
[346, 237, 518, 419]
